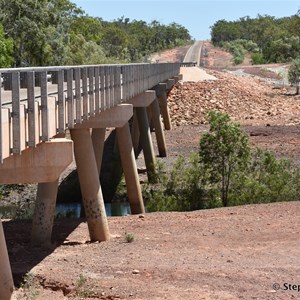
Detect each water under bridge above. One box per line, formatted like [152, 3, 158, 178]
[0, 61, 186, 298]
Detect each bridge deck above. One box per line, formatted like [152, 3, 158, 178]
[0, 63, 180, 162]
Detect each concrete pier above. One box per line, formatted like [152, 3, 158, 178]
[0, 221, 14, 300]
[156, 83, 172, 130]
[116, 123, 145, 214]
[71, 128, 110, 242]
[136, 107, 157, 183]
[31, 179, 59, 245]
[131, 110, 140, 156]
[150, 98, 167, 157]
[92, 128, 106, 174]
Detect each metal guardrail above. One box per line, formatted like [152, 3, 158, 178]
[0, 63, 180, 162]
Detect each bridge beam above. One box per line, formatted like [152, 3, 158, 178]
[74, 104, 132, 129]
[0, 139, 73, 184]
[0, 221, 14, 300]
[70, 128, 110, 242]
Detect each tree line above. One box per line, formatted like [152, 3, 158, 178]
[210, 11, 300, 64]
[0, 0, 191, 68]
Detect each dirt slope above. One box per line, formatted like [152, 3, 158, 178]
[8, 202, 300, 299]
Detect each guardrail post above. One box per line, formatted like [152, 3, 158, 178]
[70, 128, 110, 242]
[40, 71, 50, 141]
[11, 72, 21, 154]
[0, 220, 14, 300]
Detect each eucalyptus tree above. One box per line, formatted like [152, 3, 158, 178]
[0, 0, 82, 66]
[0, 25, 13, 67]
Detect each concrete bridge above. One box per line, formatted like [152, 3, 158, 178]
[0, 62, 182, 298]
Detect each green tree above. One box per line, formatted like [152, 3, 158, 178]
[211, 19, 241, 45]
[211, 12, 300, 63]
[0, 25, 13, 67]
[66, 33, 113, 65]
[70, 16, 103, 44]
[199, 111, 251, 207]
[0, 0, 82, 66]
[0, 0, 191, 66]
[101, 25, 129, 60]
[288, 57, 300, 95]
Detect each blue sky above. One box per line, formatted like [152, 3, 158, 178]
[71, 1, 299, 40]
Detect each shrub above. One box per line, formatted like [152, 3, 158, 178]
[223, 39, 259, 65]
[251, 53, 265, 65]
[199, 111, 251, 207]
[229, 149, 300, 205]
[288, 57, 300, 95]
[125, 232, 135, 243]
[145, 154, 211, 212]
[145, 112, 300, 212]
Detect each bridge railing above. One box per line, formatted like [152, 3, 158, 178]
[180, 62, 197, 67]
[0, 63, 180, 162]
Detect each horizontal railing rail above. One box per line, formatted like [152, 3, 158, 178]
[0, 63, 180, 162]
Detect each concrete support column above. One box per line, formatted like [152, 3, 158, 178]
[150, 98, 167, 157]
[158, 87, 172, 130]
[70, 128, 110, 242]
[116, 123, 145, 214]
[91, 128, 106, 174]
[136, 107, 157, 183]
[0, 221, 14, 300]
[131, 110, 140, 156]
[147, 106, 154, 132]
[31, 179, 59, 245]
